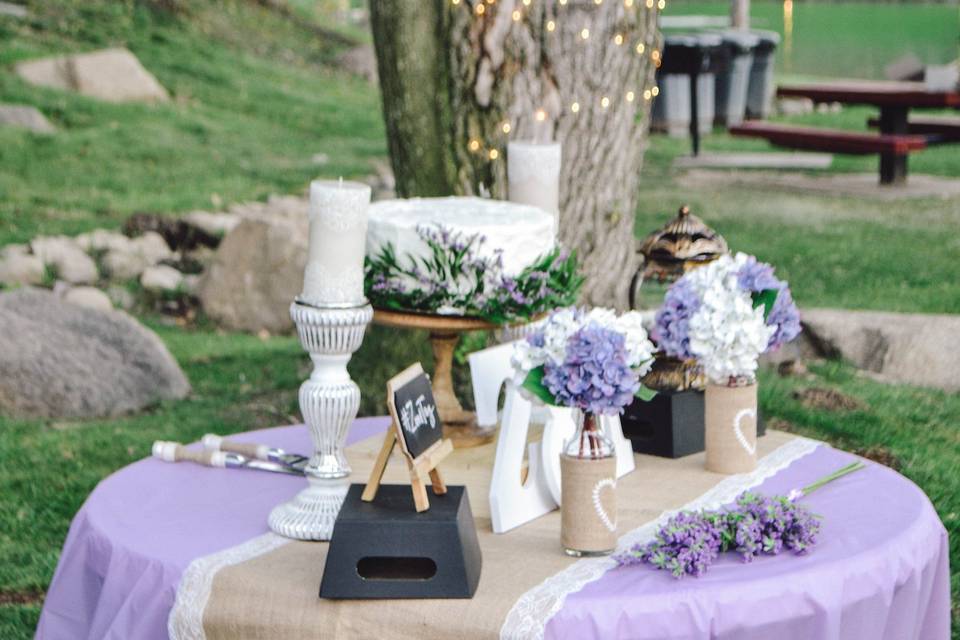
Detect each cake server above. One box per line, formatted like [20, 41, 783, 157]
[151, 441, 305, 476]
[201, 433, 309, 471]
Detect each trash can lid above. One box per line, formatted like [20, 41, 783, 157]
[715, 29, 761, 52]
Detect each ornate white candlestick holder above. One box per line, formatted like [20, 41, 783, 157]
[268, 297, 373, 540]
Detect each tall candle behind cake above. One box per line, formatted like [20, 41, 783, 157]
[302, 179, 371, 306]
[507, 141, 561, 229]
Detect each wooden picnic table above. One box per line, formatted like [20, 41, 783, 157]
[777, 80, 960, 183]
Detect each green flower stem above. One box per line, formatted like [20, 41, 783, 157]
[800, 461, 866, 497]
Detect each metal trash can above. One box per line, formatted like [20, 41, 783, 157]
[713, 30, 760, 127]
[746, 30, 781, 120]
[651, 33, 724, 139]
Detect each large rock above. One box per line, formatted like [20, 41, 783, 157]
[14, 48, 169, 103]
[198, 216, 307, 333]
[0, 288, 189, 418]
[801, 308, 960, 392]
[0, 104, 55, 133]
[31, 236, 98, 284]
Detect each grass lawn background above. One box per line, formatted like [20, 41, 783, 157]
[0, 1, 958, 637]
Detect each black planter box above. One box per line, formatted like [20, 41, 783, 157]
[622, 390, 766, 459]
[319, 484, 481, 599]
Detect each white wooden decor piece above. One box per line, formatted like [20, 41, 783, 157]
[469, 343, 638, 534]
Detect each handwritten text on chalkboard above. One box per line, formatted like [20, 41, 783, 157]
[400, 395, 438, 437]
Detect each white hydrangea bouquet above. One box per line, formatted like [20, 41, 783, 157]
[653, 252, 801, 474]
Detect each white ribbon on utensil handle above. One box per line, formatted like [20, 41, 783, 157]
[152, 441, 229, 468]
[202, 434, 271, 461]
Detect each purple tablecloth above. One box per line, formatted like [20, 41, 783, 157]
[35, 417, 390, 640]
[36, 421, 950, 640]
[549, 444, 951, 639]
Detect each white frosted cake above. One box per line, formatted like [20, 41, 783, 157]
[366, 197, 556, 275]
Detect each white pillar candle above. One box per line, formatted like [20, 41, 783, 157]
[507, 141, 562, 229]
[301, 179, 371, 306]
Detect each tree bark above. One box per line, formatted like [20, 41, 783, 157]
[370, 0, 659, 309]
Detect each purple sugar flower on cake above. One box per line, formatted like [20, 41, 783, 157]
[541, 323, 640, 415]
[652, 278, 701, 359]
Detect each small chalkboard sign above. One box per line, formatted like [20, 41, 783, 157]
[362, 363, 453, 512]
[392, 369, 442, 459]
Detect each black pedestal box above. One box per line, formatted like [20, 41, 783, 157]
[622, 390, 766, 458]
[319, 484, 481, 599]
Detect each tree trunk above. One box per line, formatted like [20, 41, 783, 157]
[370, 0, 659, 309]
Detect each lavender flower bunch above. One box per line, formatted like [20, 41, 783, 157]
[616, 462, 865, 578]
[364, 223, 582, 323]
[616, 493, 821, 578]
[513, 307, 657, 414]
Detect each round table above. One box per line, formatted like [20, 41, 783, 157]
[35, 419, 950, 640]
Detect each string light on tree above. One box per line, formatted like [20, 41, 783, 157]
[571, 101, 580, 113]
[651, 86, 659, 97]
[625, 0, 634, 6]
[645, 0, 654, 7]
[476, 2, 485, 14]
[643, 89, 652, 100]
[535, 109, 548, 122]
[469, 139, 481, 152]
[489, 149, 499, 160]
[626, 90, 635, 102]
[600, 96, 610, 108]
[512, 9, 521, 20]
[580, 28, 590, 40]
[657, 0, 665, 9]
[547, 20, 556, 31]
[501, 122, 512, 133]
[614, 33, 624, 45]
[636, 42, 645, 54]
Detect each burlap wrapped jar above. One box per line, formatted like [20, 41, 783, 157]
[704, 382, 758, 474]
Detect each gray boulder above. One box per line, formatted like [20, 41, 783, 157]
[0, 288, 189, 418]
[197, 215, 306, 333]
[0, 104, 55, 134]
[802, 308, 960, 392]
[14, 48, 169, 103]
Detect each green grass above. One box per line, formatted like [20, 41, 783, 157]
[665, 0, 960, 79]
[1, 1, 959, 638]
[0, 0, 384, 246]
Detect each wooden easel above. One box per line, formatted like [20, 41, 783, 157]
[362, 363, 454, 512]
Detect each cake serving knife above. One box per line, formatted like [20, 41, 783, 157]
[151, 441, 305, 476]
[200, 433, 309, 470]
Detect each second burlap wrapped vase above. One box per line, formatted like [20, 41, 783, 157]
[704, 382, 758, 474]
[560, 452, 617, 556]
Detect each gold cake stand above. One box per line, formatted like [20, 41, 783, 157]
[372, 308, 511, 449]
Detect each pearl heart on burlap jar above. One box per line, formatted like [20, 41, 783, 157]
[705, 382, 758, 474]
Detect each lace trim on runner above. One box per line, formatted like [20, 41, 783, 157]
[168, 532, 290, 640]
[500, 437, 822, 640]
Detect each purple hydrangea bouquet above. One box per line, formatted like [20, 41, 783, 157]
[616, 461, 865, 578]
[513, 307, 659, 556]
[512, 307, 658, 457]
[365, 223, 582, 324]
[652, 252, 802, 473]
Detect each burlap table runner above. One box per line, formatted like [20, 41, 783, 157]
[199, 429, 799, 639]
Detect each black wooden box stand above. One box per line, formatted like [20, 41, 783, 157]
[319, 484, 482, 599]
[622, 390, 766, 459]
